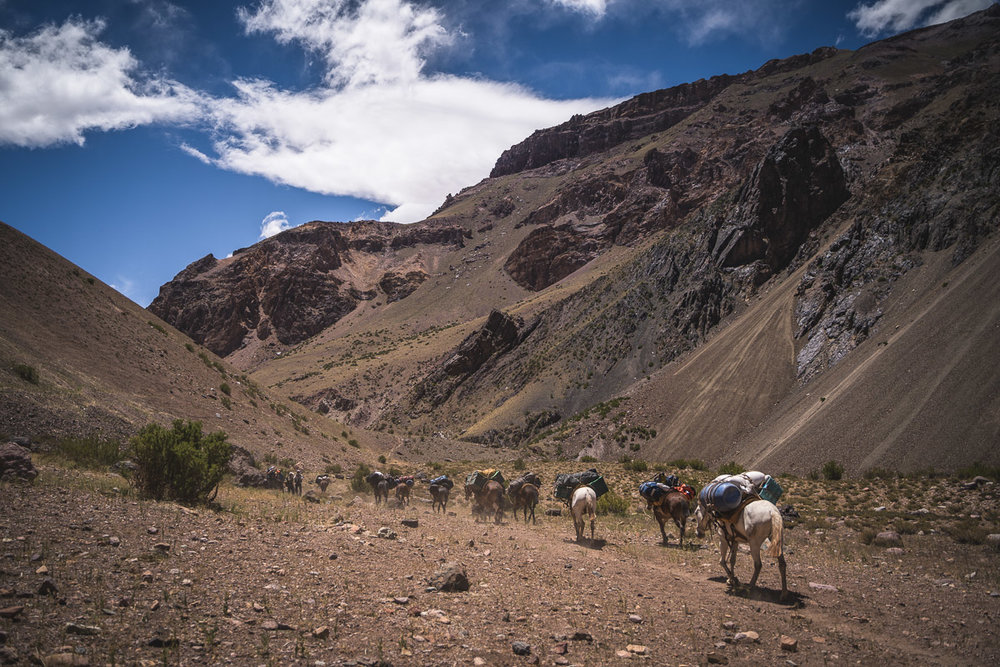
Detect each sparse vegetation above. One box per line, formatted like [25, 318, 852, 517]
[597, 490, 630, 515]
[13, 363, 39, 384]
[822, 460, 845, 481]
[351, 463, 372, 493]
[128, 420, 230, 503]
[718, 461, 743, 475]
[52, 434, 122, 469]
[220, 382, 231, 396]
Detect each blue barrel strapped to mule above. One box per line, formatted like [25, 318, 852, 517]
[699, 480, 743, 514]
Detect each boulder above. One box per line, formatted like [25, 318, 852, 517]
[228, 446, 266, 488]
[874, 530, 903, 547]
[428, 562, 470, 592]
[0, 442, 37, 482]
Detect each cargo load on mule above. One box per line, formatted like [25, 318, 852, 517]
[652, 472, 679, 487]
[639, 479, 695, 507]
[466, 468, 505, 492]
[507, 472, 541, 497]
[554, 468, 607, 500]
[429, 474, 454, 490]
[397, 475, 415, 486]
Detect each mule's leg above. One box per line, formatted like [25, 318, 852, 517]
[657, 511, 668, 544]
[748, 542, 763, 591]
[589, 515, 595, 541]
[530, 503, 536, 525]
[778, 554, 788, 600]
[718, 536, 738, 587]
[676, 517, 685, 548]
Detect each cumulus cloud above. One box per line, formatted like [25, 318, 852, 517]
[847, 0, 994, 37]
[0, 18, 203, 147]
[547, 0, 610, 17]
[193, 0, 615, 221]
[260, 210, 293, 238]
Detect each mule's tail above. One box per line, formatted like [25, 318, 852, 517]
[766, 505, 784, 558]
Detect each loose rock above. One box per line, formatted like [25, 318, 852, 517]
[401, 518, 419, 528]
[428, 562, 470, 592]
[733, 631, 759, 644]
[65, 623, 101, 636]
[874, 531, 902, 547]
[0, 441, 38, 482]
[781, 635, 798, 652]
[512, 641, 531, 655]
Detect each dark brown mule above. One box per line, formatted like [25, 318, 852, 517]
[649, 491, 690, 546]
[429, 483, 450, 512]
[472, 480, 505, 524]
[374, 479, 389, 505]
[509, 483, 538, 524]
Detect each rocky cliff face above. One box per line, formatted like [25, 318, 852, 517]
[149, 220, 468, 358]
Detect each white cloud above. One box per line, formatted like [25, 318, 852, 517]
[847, 0, 994, 37]
[0, 18, 203, 147]
[547, 0, 610, 18]
[192, 0, 615, 222]
[239, 0, 451, 87]
[260, 210, 293, 238]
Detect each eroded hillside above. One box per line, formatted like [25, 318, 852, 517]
[151, 8, 1000, 473]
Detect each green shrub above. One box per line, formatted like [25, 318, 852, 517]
[53, 435, 122, 469]
[946, 518, 988, 545]
[580, 455, 598, 463]
[623, 459, 648, 472]
[348, 439, 360, 448]
[863, 467, 896, 480]
[955, 462, 1000, 481]
[351, 463, 372, 493]
[14, 363, 39, 384]
[378, 455, 387, 464]
[822, 460, 844, 481]
[718, 461, 743, 476]
[513, 458, 526, 471]
[220, 396, 232, 410]
[597, 491, 629, 516]
[220, 383, 231, 396]
[128, 420, 230, 503]
[325, 463, 342, 475]
[388, 467, 402, 477]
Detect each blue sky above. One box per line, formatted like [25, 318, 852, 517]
[1, 0, 993, 306]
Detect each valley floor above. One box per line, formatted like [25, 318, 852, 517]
[1, 464, 999, 666]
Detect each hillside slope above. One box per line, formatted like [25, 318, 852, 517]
[148, 8, 1000, 473]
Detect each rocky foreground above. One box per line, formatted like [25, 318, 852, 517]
[1, 460, 999, 666]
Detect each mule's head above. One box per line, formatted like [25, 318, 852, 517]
[694, 502, 711, 538]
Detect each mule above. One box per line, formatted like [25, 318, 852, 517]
[695, 498, 787, 599]
[373, 479, 390, 505]
[429, 483, 450, 513]
[472, 480, 505, 524]
[509, 482, 538, 524]
[650, 491, 690, 546]
[571, 486, 597, 543]
[395, 482, 410, 506]
[315, 475, 330, 492]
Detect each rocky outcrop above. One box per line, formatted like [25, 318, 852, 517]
[409, 310, 537, 410]
[504, 225, 604, 291]
[227, 445, 266, 488]
[490, 48, 840, 178]
[150, 220, 466, 357]
[712, 125, 849, 278]
[0, 441, 37, 482]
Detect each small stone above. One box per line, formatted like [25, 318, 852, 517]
[312, 626, 330, 639]
[886, 547, 904, 555]
[616, 650, 631, 658]
[874, 506, 887, 512]
[147, 527, 159, 535]
[733, 631, 759, 644]
[38, 578, 58, 596]
[512, 641, 531, 655]
[808, 582, 838, 593]
[781, 635, 798, 652]
[181, 579, 193, 586]
[108, 537, 121, 547]
[261, 620, 279, 630]
[377, 527, 397, 540]
[571, 631, 593, 642]
[628, 614, 642, 624]
[551, 642, 568, 655]
[147, 637, 178, 648]
[150, 600, 160, 611]
[401, 519, 419, 528]
[253, 602, 265, 612]
[474, 658, 486, 666]
[812, 636, 826, 644]
[722, 620, 737, 631]
[707, 651, 729, 664]
[35, 565, 49, 575]
[0, 607, 23, 619]
[626, 644, 647, 655]
[141, 570, 154, 583]
[65, 623, 101, 636]
[554, 658, 569, 666]
[153, 543, 171, 552]
[328, 553, 338, 560]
